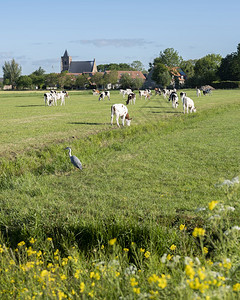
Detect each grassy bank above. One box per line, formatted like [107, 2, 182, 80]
[0, 90, 240, 298]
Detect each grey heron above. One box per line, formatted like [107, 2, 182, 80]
[65, 147, 82, 170]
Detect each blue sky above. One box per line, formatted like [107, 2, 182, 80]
[1, 0, 239, 76]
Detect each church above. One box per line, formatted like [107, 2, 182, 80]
[61, 50, 98, 74]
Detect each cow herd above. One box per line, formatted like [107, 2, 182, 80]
[95, 88, 199, 127]
[44, 87, 204, 127]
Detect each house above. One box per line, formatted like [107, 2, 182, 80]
[100, 70, 146, 89]
[61, 50, 97, 74]
[143, 67, 186, 89]
[169, 67, 186, 86]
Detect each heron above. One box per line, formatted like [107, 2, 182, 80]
[65, 147, 82, 170]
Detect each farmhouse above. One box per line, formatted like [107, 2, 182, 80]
[61, 50, 97, 74]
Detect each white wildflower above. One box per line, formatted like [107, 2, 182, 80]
[226, 206, 235, 211]
[161, 253, 167, 264]
[184, 257, 193, 265]
[124, 264, 137, 275]
[209, 214, 221, 220]
[195, 257, 201, 265]
[215, 176, 239, 187]
[195, 207, 206, 212]
[232, 226, 240, 230]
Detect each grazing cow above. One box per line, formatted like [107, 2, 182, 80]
[93, 89, 100, 96]
[196, 88, 201, 97]
[203, 89, 212, 96]
[99, 91, 110, 101]
[139, 90, 151, 100]
[126, 92, 136, 105]
[155, 88, 162, 95]
[111, 104, 132, 127]
[169, 91, 179, 108]
[180, 92, 196, 114]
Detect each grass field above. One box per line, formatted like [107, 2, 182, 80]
[0, 89, 240, 299]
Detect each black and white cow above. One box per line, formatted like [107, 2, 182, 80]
[169, 91, 179, 108]
[99, 91, 110, 101]
[126, 92, 136, 105]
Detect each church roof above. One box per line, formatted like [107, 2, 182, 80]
[69, 61, 95, 73]
[63, 50, 69, 57]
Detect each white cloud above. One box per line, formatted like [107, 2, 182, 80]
[70, 38, 153, 48]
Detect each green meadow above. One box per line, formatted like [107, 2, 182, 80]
[0, 89, 240, 299]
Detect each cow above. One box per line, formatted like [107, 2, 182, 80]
[180, 92, 196, 114]
[111, 104, 132, 127]
[169, 91, 179, 108]
[99, 91, 110, 101]
[196, 88, 201, 97]
[126, 92, 136, 105]
[93, 89, 100, 96]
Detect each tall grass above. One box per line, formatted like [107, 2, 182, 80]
[0, 89, 240, 298]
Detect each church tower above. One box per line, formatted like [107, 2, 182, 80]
[61, 50, 72, 72]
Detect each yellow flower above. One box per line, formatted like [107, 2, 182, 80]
[101, 245, 104, 249]
[170, 244, 176, 251]
[180, 224, 186, 231]
[140, 248, 145, 253]
[40, 270, 49, 279]
[158, 276, 167, 289]
[108, 238, 117, 246]
[123, 248, 129, 252]
[47, 237, 52, 242]
[145, 251, 151, 258]
[185, 265, 195, 279]
[130, 277, 138, 287]
[192, 227, 205, 237]
[90, 271, 95, 278]
[58, 291, 67, 300]
[18, 241, 25, 247]
[115, 271, 120, 277]
[80, 282, 85, 293]
[60, 274, 67, 280]
[88, 291, 94, 298]
[208, 201, 219, 210]
[167, 254, 173, 260]
[203, 247, 208, 254]
[233, 283, 240, 291]
[30, 238, 36, 244]
[133, 287, 140, 294]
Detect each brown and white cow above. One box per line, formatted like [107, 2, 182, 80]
[111, 104, 132, 127]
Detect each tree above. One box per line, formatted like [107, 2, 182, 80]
[218, 43, 240, 81]
[2, 59, 22, 88]
[17, 76, 32, 89]
[75, 74, 89, 89]
[119, 73, 133, 89]
[31, 67, 45, 76]
[194, 54, 222, 85]
[91, 73, 104, 89]
[132, 77, 144, 90]
[157, 48, 183, 67]
[45, 73, 58, 88]
[130, 60, 145, 71]
[151, 63, 171, 87]
[180, 60, 196, 78]
[103, 71, 118, 88]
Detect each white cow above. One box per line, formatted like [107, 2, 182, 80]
[180, 92, 196, 114]
[111, 104, 132, 127]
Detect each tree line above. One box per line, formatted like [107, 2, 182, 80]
[1, 43, 240, 90]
